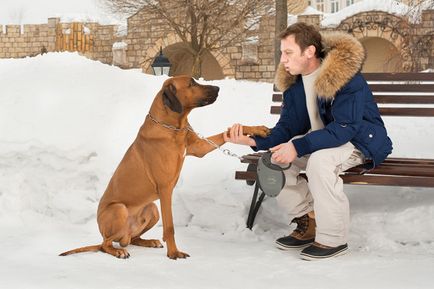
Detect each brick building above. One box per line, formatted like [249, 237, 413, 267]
[1, 5, 433, 82]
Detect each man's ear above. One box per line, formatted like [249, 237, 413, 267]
[162, 83, 183, 113]
[305, 45, 316, 59]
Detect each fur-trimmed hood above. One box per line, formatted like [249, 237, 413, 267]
[274, 31, 365, 99]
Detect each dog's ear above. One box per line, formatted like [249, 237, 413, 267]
[162, 83, 183, 113]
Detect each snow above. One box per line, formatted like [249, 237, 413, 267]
[1, 1, 434, 288]
[300, 0, 432, 28]
[112, 41, 128, 49]
[1, 51, 434, 289]
[321, 0, 409, 27]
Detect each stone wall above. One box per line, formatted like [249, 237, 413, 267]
[0, 18, 118, 65]
[419, 10, 434, 69]
[2, 9, 433, 81]
[231, 15, 276, 82]
[0, 21, 53, 58]
[334, 9, 434, 72]
[80, 22, 119, 65]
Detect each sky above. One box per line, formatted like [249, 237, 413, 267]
[0, 0, 120, 25]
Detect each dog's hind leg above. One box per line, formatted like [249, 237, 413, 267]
[131, 202, 163, 248]
[97, 203, 131, 259]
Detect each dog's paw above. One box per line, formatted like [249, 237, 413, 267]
[131, 238, 164, 248]
[167, 250, 190, 260]
[102, 244, 130, 259]
[114, 248, 130, 259]
[243, 125, 271, 138]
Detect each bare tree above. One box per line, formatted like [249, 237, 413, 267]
[102, 0, 271, 78]
[401, 0, 434, 71]
[275, 0, 287, 69]
[287, 0, 308, 15]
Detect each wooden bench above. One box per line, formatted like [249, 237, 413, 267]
[235, 72, 434, 229]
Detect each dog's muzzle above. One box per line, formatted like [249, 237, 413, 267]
[198, 86, 219, 106]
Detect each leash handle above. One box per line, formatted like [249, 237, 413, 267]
[264, 150, 291, 170]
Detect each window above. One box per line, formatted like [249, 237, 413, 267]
[316, 0, 324, 12]
[346, 0, 355, 6]
[331, 0, 339, 13]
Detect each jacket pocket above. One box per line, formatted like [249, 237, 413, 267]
[358, 123, 391, 156]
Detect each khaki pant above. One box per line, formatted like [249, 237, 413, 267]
[276, 139, 364, 247]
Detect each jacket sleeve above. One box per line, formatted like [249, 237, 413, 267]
[292, 80, 365, 157]
[252, 90, 299, 151]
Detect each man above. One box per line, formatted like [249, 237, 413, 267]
[224, 23, 392, 260]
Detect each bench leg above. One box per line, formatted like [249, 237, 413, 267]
[246, 183, 266, 230]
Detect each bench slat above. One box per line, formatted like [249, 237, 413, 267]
[240, 155, 434, 167]
[341, 175, 434, 187]
[368, 84, 434, 93]
[363, 73, 434, 81]
[236, 164, 434, 179]
[235, 171, 434, 187]
[271, 106, 434, 116]
[382, 157, 434, 165]
[346, 165, 434, 177]
[238, 157, 434, 178]
[374, 95, 434, 104]
[378, 107, 434, 116]
[273, 93, 434, 104]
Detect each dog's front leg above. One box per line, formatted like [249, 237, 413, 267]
[159, 188, 190, 260]
[186, 132, 225, 158]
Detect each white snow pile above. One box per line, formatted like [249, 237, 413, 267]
[1, 52, 434, 289]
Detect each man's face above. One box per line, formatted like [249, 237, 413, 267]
[280, 35, 310, 76]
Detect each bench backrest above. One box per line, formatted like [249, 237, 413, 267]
[270, 72, 434, 117]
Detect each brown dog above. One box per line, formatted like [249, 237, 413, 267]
[59, 76, 269, 259]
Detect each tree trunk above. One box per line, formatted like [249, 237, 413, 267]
[275, 0, 288, 68]
[191, 53, 202, 79]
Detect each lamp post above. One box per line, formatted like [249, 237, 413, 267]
[151, 47, 172, 76]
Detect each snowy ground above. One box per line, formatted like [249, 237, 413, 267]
[1, 52, 434, 289]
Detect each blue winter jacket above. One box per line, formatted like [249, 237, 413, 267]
[252, 32, 393, 169]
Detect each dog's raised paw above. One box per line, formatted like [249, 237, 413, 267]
[242, 125, 271, 138]
[252, 125, 271, 137]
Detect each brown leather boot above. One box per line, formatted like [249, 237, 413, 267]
[275, 214, 316, 249]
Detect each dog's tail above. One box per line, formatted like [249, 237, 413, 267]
[59, 244, 101, 256]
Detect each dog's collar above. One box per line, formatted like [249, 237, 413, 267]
[147, 114, 192, 132]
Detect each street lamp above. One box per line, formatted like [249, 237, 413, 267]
[151, 47, 172, 76]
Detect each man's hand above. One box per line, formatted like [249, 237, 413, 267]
[270, 141, 297, 164]
[223, 123, 257, 146]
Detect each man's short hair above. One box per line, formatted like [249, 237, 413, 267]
[279, 22, 324, 59]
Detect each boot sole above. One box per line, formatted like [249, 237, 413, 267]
[300, 246, 348, 261]
[275, 240, 314, 250]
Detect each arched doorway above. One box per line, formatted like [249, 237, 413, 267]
[360, 37, 402, 72]
[146, 43, 224, 80]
